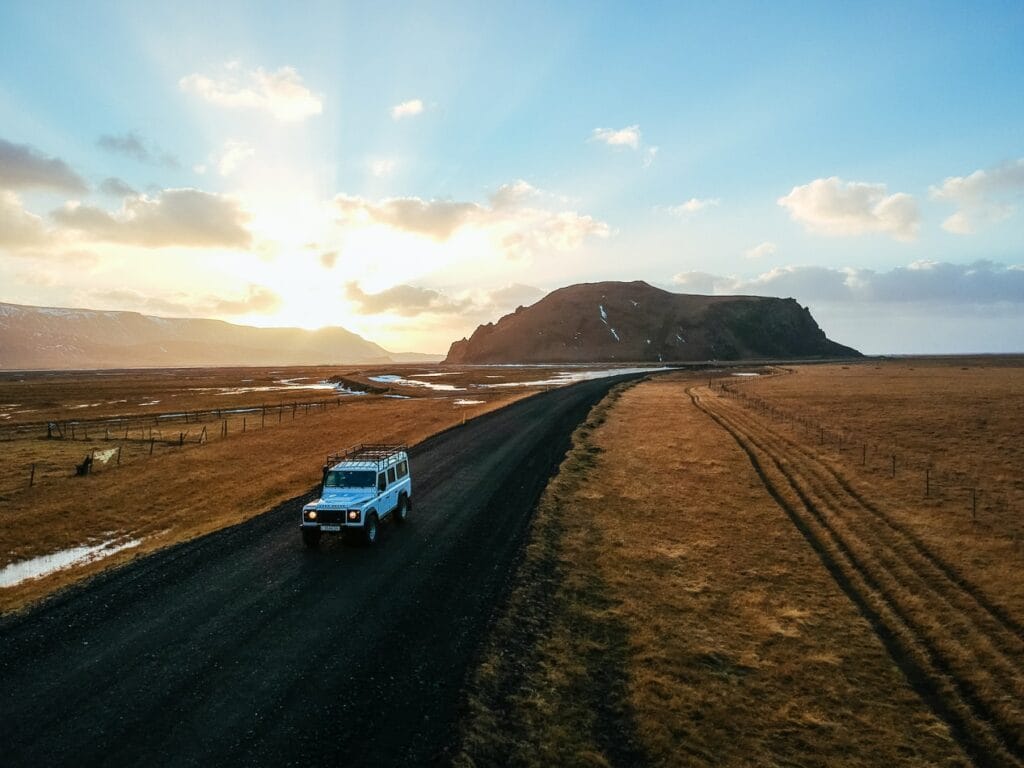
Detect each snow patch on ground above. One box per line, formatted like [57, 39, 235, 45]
[453, 399, 485, 405]
[0, 538, 142, 588]
[368, 375, 465, 391]
[610, 328, 620, 342]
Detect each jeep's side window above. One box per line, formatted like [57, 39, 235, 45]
[377, 473, 386, 492]
[387, 467, 397, 484]
[397, 461, 408, 478]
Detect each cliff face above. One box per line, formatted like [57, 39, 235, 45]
[445, 281, 859, 363]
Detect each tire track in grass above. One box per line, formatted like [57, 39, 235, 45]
[688, 386, 1023, 768]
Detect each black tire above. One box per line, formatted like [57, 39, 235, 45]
[363, 513, 379, 545]
[302, 528, 321, 548]
[394, 494, 409, 525]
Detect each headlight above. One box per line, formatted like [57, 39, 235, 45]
[307, 510, 317, 520]
[348, 510, 359, 521]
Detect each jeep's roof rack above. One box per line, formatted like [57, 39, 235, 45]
[324, 443, 408, 470]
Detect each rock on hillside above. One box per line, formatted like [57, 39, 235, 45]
[0, 302, 426, 369]
[445, 281, 860, 363]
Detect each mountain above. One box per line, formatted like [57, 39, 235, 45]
[445, 281, 860, 363]
[0, 302, 440, 369]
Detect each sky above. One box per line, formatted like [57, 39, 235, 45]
[0, 1, 1022, 354]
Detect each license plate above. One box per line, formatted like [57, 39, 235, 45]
[321, 525, 341, 532]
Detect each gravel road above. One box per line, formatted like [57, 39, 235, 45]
[0, 374, 639, 767]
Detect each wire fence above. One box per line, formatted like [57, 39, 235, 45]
[710, 377, 1021, 537]
[2, 397, 348, 497]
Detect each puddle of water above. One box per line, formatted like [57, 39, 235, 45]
[412, 371, 464, 378]
[483, 366, 671, 388]
[0, 539, 142, 588]
[731, 372, 761, 377]
[368, 375, 465, 392]
[453, 399, 485, 405]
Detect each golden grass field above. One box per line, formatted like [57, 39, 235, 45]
[456, 360, 1024, 767]
[0, 364, 566, 613]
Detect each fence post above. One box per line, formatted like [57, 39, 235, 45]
[29, 463, 35, 488]
[925, 469, 930, 497]
[862, 445, 867, 466]
[261, 407, 266, 429]
[972, 488, 977, 520]
[150, 438, 155, 455]
[243, 417, 246, 432]
[117, 446, 122, 466]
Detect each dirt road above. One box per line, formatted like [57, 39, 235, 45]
[0, 375, 640, 767]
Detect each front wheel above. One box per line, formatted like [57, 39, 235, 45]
[363, 513, 379, 545]
[302, 528, 321, 548]
[394, 494, 410, 524]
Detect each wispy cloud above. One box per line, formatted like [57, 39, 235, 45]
[390, 99, 424, 119]
[744, 241, 777, 259]
[369, 157, 397, 177]
[0, 138, 87, 193]
[92, 284, 280, 317]
[591, 124, 642, 150]
[346, 282, 471, 316]
[777, 176, 919, 241]
[99, 177, 137, 197]
[672, 260, 1024, 304]
[97, 131, 178, 167]
[930, 158, 1024, 234]
[664, 197, 720, 217]
[179, 63, 323, 122]
[215, 139, 255, 176]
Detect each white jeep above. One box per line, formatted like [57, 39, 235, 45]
[300, 444, 412, 547]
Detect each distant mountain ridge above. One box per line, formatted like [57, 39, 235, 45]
[445, 280, 860, 363]
[0, 302, 440, 369]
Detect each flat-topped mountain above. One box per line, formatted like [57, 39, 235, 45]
[0, 302, 438, 369]
[445, 281, 859, 364]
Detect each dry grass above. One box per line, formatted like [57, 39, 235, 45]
[725, 360, 1024, 634]
[455, 374, 968, 767]
[0, 374, 527, 614]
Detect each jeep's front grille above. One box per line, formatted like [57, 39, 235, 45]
[316, 509, 348, 524]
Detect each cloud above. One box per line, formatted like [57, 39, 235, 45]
[97, 132, 178, 167]
[179, 63, 323, 122]
[335, 182, 609, 258]
[52, 188, 252, 248]
[390, 99, 424, 119]
[665, 197, 720, 217]
[643, 146, 659, 168]
[0, 191, 49, 248]
[215, 139, 255, 176]
[486, 283, 545, 308]
[489, 179, 540, 209]
[0, 138, 87, 192]
[777, 176, 919, 241]
[207, 284, 281, 314]
[92, 284, 280, 317]
[744, 241, 777, 259]
[930, 158, 1024, 234]
[671, 260, 1024, 304]
[369, 157, 397, 178]
[99, 177, 137, 197]
[591, 125, 641, 150]
[345, 281, 545, 319]
[319, 250, 338, 268]
[346, 282, 471, 316]
[336, 194, 481, 240]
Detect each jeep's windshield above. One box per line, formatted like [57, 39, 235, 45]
[324, 470, 376, 488]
